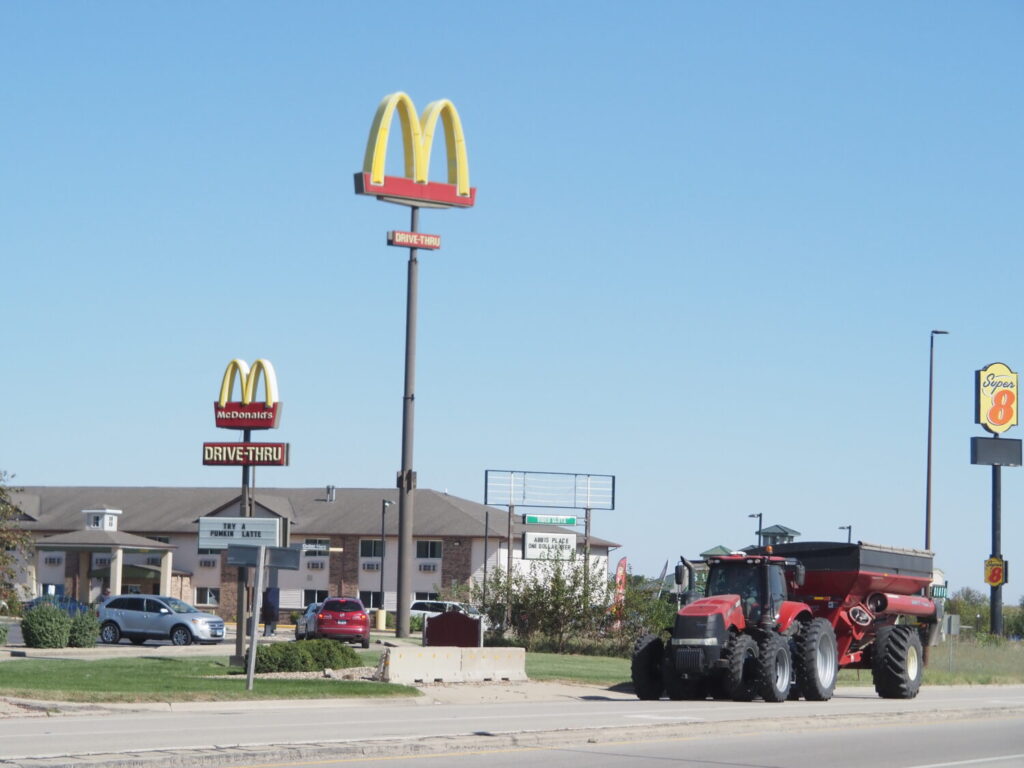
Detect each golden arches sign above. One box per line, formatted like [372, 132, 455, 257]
[214, 358, 281, 430]
[354, 91, 475, 208]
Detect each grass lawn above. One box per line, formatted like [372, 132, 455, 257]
[0, 652, 419, 703]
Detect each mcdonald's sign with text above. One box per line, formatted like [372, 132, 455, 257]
[354, 92, 476, 208]
[214, 358, 281, 429]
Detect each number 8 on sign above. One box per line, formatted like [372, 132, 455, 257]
[988, 390, 1016, 427]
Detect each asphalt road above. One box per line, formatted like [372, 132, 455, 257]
[290, 715, 1024, 768]
[2, 685, 1023, 768]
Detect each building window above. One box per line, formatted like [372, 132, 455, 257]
[416, 540, 442, 559]
[196, 587, 220, 606]
[146, 556, 161, 566]
[43, 556, 63, 566]
[94, 557, 111, 567]
[360, 590, 383, 609]
[197, 548, 220, 556]
[307, 560, 325, 570]
[360, 539, 384, 558]
[199, 558, 218, 568]
[304, 538, 329, 557]
[414, 591, 438, 601]
[303, 589, 328, 605]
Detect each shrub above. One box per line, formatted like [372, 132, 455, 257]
[0, 622, 8, 645]
[300, 638, 360, 670]
[252, 642, 314, 673]
[289, 610, 302, 625]
[68, 610, 100, 648]
[21, 603, 71, 648]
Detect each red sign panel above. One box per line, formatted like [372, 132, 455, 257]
[214, 402, 281, 430]
[387, 230, 442, 250]
[354, 172, 476, 209]
[203, 443, 290, 466]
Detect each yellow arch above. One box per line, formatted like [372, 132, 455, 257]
[218, 359, 251, 408]
[243, 359, 278, 407]
[362, 92, 471, 198]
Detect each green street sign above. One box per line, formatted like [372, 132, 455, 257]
[524, 514, 577, 525]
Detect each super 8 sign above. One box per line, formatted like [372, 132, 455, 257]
[976, 363, 1018, 435]
[985, 557, 1007, 587]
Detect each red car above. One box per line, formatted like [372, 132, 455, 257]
[312, 597, 370, 648]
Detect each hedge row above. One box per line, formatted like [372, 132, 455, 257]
[249, 638, 363, 673]
[20, 604, 100, 649]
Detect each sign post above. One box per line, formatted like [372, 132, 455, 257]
[355, 92, 476, 638]
[973, 362, 1019, 635]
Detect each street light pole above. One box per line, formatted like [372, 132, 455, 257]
[839, 525, 852, 543]
[926, 329, 949, 551]
[748, 512, 763, 547]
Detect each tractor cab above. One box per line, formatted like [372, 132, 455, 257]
[692, 553, 805, 625]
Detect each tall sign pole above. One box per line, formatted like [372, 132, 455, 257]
[397, 204, 420, 638]
[203, 358, 288, 663]
[354, 92, 476, 637]
[972, 362, 1020, 636]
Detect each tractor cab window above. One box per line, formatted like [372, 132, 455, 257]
[767, 564, 788, 609]
[707, 562, 764, 621]
[706, 563, 760, 601]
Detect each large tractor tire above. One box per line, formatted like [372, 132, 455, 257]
[757, 632, 793, 703]
[722, 633, 759, 702]
[791, 618, 838, 701]
[872, 625, 923, 699]
[631, 633, 665, 700]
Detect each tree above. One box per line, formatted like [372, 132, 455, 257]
[0, 471, 34, 605]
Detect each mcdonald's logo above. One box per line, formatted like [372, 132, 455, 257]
[214, 358, 281, 430]
[353, 92, 476, 209]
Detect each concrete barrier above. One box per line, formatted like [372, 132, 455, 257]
[381, 646, 527, 684]
[460, 647, 527, 682]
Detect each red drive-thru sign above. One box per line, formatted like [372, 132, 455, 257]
[203, 443, 290, 466]
[387, 230, 441, 250]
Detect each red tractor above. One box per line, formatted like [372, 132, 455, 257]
[632, 541, 940, 702]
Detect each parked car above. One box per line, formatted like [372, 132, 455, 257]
[409, 600, 487, 627]
[21, 595, 91, 617]
[294, 601, 322, 640]
[309, 597, 370, 648]
[98, 595, 225, 646]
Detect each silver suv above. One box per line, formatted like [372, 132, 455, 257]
[98, 595, 225, 646]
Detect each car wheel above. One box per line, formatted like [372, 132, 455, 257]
[170, 626, 193, 646]
[100, 622, 121, 644]
[361, 634, 370, 649]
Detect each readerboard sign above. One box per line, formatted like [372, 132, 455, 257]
[523, 532, 576, 560]
[198, 517, 282, 550]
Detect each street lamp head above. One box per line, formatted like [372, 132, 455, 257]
[382, 500, 393, 509]
[931, 330, 949, 335]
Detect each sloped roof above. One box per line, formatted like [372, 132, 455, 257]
[761, 524, 801, 536]
[35, 529, 175, 552]
[14, 486, 620, 546]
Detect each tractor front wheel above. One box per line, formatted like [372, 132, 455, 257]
[631, 633, 665, 700]
[872, 625, 923, 699]
[757, 632, 793, 702]
[792, 618, 838, 701]
[722, 633, 759, 702]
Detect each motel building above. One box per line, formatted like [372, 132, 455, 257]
[12, 486, 617, 620]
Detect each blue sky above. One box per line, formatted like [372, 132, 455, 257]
[3, 3, 1022, 603]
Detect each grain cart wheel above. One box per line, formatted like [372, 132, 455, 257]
[722, 633, 759, 701]
[792, 618, 838, 701]
[872, 625, 923, 699]
[631, 633, 665, 700]
[757, 632, 793, 702]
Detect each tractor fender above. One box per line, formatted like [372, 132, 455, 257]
[776, 601, 813, 634]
